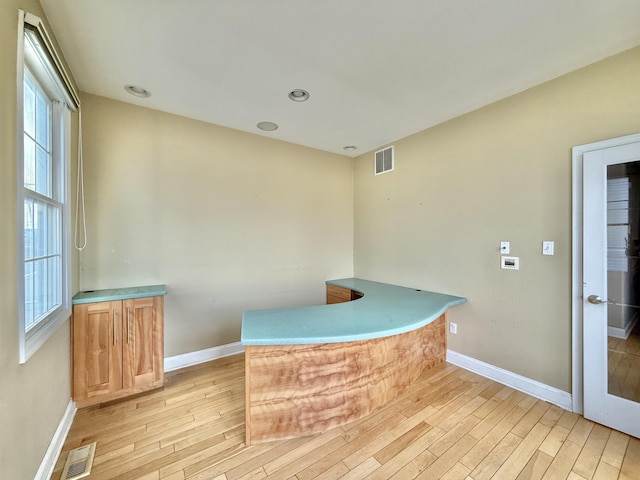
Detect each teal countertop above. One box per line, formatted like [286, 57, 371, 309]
[241, 278, 466, 346]
[72, 284, 167, 305]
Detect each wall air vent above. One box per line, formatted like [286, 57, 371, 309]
[374, 146, 394, 175]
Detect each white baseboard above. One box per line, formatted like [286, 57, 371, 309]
[35, 399, 76, 480]
[608, 325, 627, 340]
[608, 316, 638, 340]
[446, 350, 573, 411]
[164, 341, 245, 372]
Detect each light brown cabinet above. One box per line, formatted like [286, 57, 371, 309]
[72, 295, 164, 407]
[326, 284, 364, 304]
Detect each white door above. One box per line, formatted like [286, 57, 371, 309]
[583, 141, 640, 438]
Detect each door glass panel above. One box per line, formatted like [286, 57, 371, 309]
[607, 162, 640, 402]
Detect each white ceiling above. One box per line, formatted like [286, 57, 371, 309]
[40, 0, 640, 157]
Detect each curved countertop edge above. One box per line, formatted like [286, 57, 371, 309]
[241, 278, 467, 346]
[72, 284, 168, 305]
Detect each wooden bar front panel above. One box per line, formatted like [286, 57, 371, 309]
[245, 314, 446, 444]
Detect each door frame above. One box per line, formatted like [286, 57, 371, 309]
[571, 132, 640, 415]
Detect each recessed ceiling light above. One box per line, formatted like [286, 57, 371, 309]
[124, 85, 151, 98]
[257, 121, 279, 131]
[288, 89, 310, 102]
[343, 145, 357, 151]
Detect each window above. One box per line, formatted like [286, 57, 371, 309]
[23, 68, 63, 332]
[18, 12, 79, 363]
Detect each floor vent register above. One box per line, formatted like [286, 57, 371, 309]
[61, 442, 96, 480]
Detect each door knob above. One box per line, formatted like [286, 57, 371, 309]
[587, 295, 607, 304]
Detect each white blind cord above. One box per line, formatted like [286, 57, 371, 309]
[74, 108, 87, 250]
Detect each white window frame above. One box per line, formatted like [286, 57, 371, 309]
[17, 11, 78, 363]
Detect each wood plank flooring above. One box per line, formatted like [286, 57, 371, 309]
[53, 354, 640, 480]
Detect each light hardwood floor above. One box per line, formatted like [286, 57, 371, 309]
[53, 354, 640, 480]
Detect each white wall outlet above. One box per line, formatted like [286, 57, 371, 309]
[542, 241, 554, 255]
[501, 256, 519, 270]
[500, 241, 510, 254]
[449, 322, 457, 334]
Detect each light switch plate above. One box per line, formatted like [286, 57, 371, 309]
[500, 241, 510, 254]
[542, 241, 554, 255]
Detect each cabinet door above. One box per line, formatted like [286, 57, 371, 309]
[73, 301, 123, 402]
[122, 296, 164, 390]
[326, 284, 352, 304]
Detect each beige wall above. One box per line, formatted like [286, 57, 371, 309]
[79, 94, 354, 356]
[354, 46, 640, 392]
[0, 1, 79, 478]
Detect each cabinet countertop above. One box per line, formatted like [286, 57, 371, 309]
[72, 284, 167, 305]
[241, 278, 466, 346]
